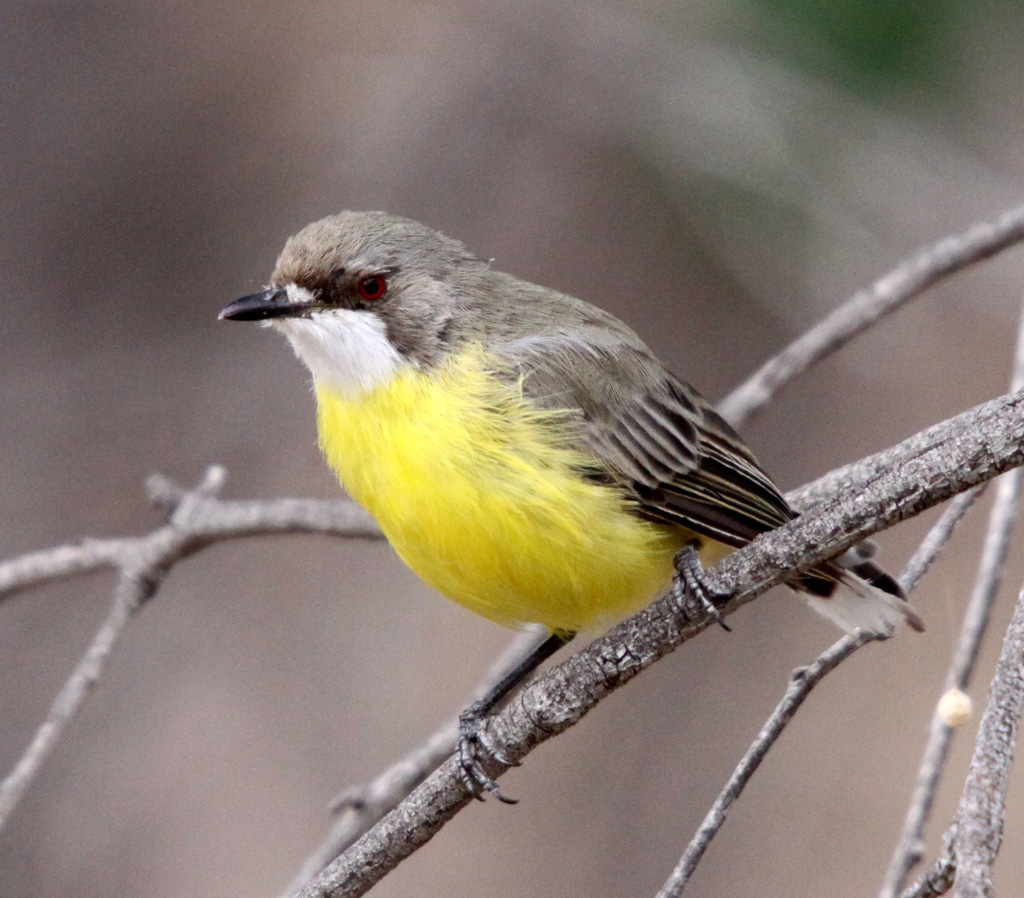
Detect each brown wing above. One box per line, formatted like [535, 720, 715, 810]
[592, 377, 796, 547]
[483, 284, 910, 611]
[496, 327, 795, 550]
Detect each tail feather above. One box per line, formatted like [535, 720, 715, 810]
[796, 554, 924, 636]
[845, 558, 903, 602]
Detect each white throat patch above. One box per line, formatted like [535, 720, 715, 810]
[270, 284, 406, 397]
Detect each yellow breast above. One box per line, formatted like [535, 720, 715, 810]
[315, 348, 680, 632]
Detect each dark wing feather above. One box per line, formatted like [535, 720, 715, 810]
[604, 379, 796, 546]
[495, 324, 795, 550]
[484, 289, 908, 607]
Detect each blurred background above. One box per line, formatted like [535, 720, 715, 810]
[2, 1, 1024, 896]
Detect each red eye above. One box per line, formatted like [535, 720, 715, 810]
[356, 275, 388, 301]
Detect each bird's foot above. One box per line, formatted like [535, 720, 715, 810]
[672, 544, 732, 632]
[457, 700, 520, 805]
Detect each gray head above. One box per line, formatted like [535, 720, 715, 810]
[219, 212, 496, 395]
[270, 211, 479, 293]
[220, 211, 652, 399]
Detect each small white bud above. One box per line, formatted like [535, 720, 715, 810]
[937, 688, 972, 727]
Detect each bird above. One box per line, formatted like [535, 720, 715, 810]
[219, 211, 922, 800]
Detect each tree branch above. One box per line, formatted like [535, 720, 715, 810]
[296, 389, 1024, 898]
[951, 577, 1024, 897]
[898, 488, 986, 597]
[278, 629, 549, 898]
[901, 841, 956, 898]
[880, 475, 1021, 898]
[658, 475, 985, 898]
[893, 561, 1024, 898]
[718, 203, 1024, 428]
[654, 631, 880, 898]
[0, 474, 380, 606]
[0, 467, 383, 831]
[880, 295, 1024, 896]
[0, 561, 156, 829]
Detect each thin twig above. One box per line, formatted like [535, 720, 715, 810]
[654, 631, 880, 898]
[880, 294, 1024, 897]
[0, 540, 125, 597]
[952, 579, 1024, 897]
[0, 489, 380, 607]
[719, 203, 1024, 428]
[877, 488, 996, 897]
[953, 471, 1022, 684]
[787, 399, 1005, 517]
[657, 474, 982, 897]
[879, 477, 1019, 898]
[295, 387, 1024, 898]
[901, 840, 957, 898]
[0, 565, 154, 827]
[278, 628, 549, 898]
[899, 488, 986, 597]
[0, 468, 383, 831]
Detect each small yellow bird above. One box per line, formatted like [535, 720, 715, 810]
[220, 211, 920, 800]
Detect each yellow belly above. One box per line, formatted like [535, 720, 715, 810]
[315, 348, 684, 632]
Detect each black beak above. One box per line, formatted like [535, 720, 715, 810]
[219, 287, 311, 321]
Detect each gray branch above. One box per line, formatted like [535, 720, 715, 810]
[876, 489, 988, 895]
[295, 389, 1024, 898]
[901, 840, 957, 898]
[278, 629, 548, 898]
[718, 203, 1024, 429]
[952, 577, 1024, 897]
[881, 475, 1021, 898]
[899, 488, 986, 596]
[0, 467, 382, 832]
[0, 475, 380, 607]
[0, 563, 156, 828]
[880, 296, 1024, 897]
[654, 631, 880, 898]
[658, 477, 984, 898]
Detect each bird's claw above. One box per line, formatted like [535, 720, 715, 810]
[672, 544, 732, 632]
[457, 701, 519, 804]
